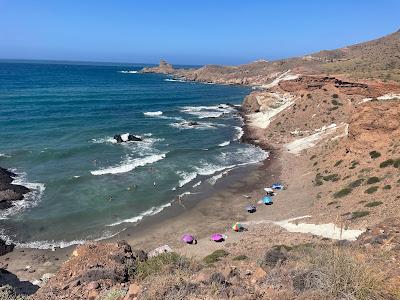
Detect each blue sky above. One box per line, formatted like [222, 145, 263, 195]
[0, 0, 399, 65]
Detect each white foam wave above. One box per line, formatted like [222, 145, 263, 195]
[234, 126, 244, 140]
[107, 202, 172, 226]
[218, 141, 231, 147]
[164, 78, 186, 83]
[193, 181, 202, 188]
[180, 104, 236, 119]
[0, 172, 46, 219]
[0, 228, 126, 250]
[177, 171, 198, 187]
[169, 120, 215, 130]
[144, 111, 163, 117]
[91, 153, 167, 176]
[208, 168, 235, 185]
[119, 70, 138, 74]
[0, 153, 10, 158]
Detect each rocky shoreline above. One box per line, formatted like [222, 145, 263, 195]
[0, 167, 31, 210]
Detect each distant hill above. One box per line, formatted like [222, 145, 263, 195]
[142, 29, 400, 83]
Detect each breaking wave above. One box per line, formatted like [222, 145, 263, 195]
[0, 172, 46, 219]
[90, 153, 167, 176]
[107, 202, 172, 226]
[218, 141, 231, 147]
[143, 111, 163, 117]
[119, 70, 138, 74]
[180, 104, 236, 119]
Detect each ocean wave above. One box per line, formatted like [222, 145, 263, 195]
[234, 126, 244, 141]
[0, 153, 10, 158]
[169, 120, 216, 130]
[0, 172, 46, 219]
[164, 78, 187, 83]
[193, 181, 202, 188]
[143, 111, 163, 117]
[0, 228, 126, 250]
[180, 104, 236, 119]
[107, 202, 172, 226]
[177, 171, 198, 187]
[119, 70, 138, 74]
[207, 167, 235, 185]
[218, 141, 231, 147]
[90, 153, 167, 176]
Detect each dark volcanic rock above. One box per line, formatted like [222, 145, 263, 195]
[113, 134, 143, 143]
[0, 238, 14, 256]
[0, 167, 31, 210]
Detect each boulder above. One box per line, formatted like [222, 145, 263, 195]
[113, 134, 143, 143]
[0, 238, 14, 256]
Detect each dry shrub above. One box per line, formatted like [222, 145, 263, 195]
[300, 246, 384, 299]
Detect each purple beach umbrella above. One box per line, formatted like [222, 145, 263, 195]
[211, 233, 224, 242]
[182, 234, 195, 244]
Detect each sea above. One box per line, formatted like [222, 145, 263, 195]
[0, 61, 267, 249]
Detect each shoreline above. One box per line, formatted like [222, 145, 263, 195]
[0, 94, 283, 283]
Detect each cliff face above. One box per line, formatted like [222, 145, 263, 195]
[140, 59, 175, 74]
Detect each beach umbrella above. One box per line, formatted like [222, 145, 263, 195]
[211, 233, 224, 242]
[272, 183, 284, 190]
[264, 187, 274, 193]
[232, 222, 243, 232]
[262, 196, 273, 205]
[246, 205, 256, 213]
[181, 234, 195, 244]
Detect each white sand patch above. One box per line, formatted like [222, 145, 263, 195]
[359, 93, 400, 104]
[260, 70, 299, 89]
[274, 216, 364, 241]
[378, 93, 400, 100]
[285, 123, 347, 155]
[247, 92, 297, 129]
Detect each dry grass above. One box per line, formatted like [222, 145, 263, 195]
[297, 246, 384, 300]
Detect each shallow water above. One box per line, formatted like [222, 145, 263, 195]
[0, 61, 267, 247]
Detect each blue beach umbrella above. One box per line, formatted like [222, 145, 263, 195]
[262, 196, 273, 205]
[271, 183, 284, 190]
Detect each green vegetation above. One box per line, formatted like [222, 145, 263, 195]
[369, 151, 381, 159]
[383, 185, 392, 190]
[365, 201, 383, 207]
[315, 173, 324, 186]
[100, 290, 127, 300]
[393, 158, 400, 168]
[348, 178, 364, 188]
[233, 255, 248, 261]
[203, 249, 229, 264]
[310, 155, 317, 160]
[333, 187, 353, 198]
[334, 160, 343, 167]
[273, 244, 293, 251]
[365, 186, 379, 194]
[323, 174, 340, 182]
[349, 161, 359, 169]
[380, 159, 394, 168]
[366, 177, 380, 184]
[351, 211, 370, 219]
[134, 252, 193, 280]
[332, 94, 339, 99]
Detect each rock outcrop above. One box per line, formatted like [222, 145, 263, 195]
[32, 241, 143, 300]
[140, 59, 175, 74]
[0, 167, 30, 210]
[113, 134, 142, 143]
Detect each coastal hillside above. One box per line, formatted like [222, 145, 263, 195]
[142, 29, 400, 84]
[2, 31, 400, 300]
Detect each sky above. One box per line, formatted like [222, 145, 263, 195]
[0, 0, 399, 65]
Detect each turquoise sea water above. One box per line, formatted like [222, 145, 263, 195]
[0, 61, 267, 248]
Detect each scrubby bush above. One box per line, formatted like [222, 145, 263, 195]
[332, 94, 339, 99]
[233, 255, 248, 261]
[365, 201, 383, 207]
[383, 185, 392, 190]
[380, 159, 394, 168]
[333, 187, 352, 198]
[334, 160, 343, 167]
[365, 186, 379, 194]
[351, 211, 370, 219]
[348, 178, 364, 188]
[369, 151, 381, 159]
[134, 252, 197, 280]
[203, 250, 229, 264]
[393, 158, 400, 168]
[366, 177, 380, 184]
